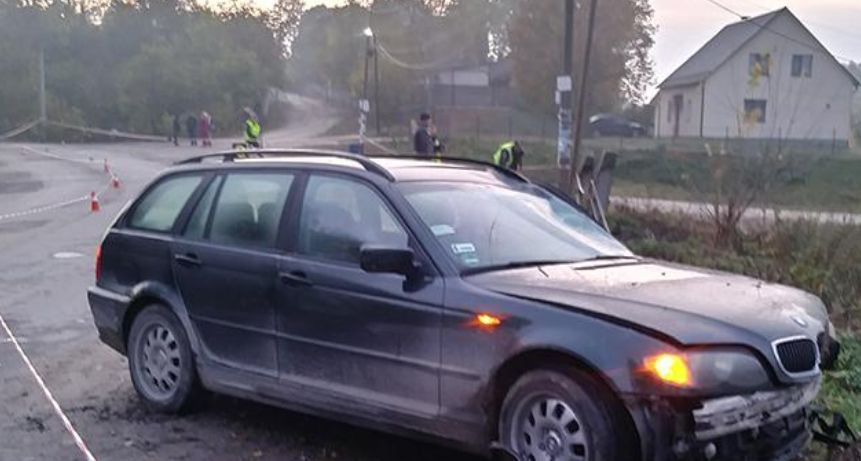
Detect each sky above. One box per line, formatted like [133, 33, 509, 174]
[300, 0, 861, 91]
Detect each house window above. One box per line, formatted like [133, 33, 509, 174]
[791, 54, 813, 77]
[744, 99, 767, 124]
[749, 53, 770, 77]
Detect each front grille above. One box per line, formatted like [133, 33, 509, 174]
[775, 337, 817, 374]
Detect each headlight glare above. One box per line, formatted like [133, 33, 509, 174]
[643, 349, 770, 393]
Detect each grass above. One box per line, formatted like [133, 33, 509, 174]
[378, 133, 861, 213]
[820, 335, 861, 432]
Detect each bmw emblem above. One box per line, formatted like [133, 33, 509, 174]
[791, 316, 808, 328]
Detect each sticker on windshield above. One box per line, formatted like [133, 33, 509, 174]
[461, 255, 480, 266]
[451, 242, 476, 254]
[431, 224, 455, 236]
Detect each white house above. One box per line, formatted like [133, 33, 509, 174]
[653, 8, 859, 144]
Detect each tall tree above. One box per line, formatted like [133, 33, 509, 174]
[507, 0, 655, 113]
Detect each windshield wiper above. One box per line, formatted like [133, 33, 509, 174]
[461, 260, 578, 276]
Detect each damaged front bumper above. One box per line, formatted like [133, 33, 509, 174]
[626, 378, 821, 461]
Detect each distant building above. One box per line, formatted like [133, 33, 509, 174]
[653, 8, 859, 144]
[430, 59, 513, 108]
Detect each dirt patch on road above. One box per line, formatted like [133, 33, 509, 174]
[0, 171, 43, 194]
[0, 219, 48, 233]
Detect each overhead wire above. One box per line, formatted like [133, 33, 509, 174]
[367, 1, 486, 72]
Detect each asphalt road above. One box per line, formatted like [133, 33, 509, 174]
[0, 139, 478, 461]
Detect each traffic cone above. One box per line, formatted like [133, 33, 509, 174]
[90, 192, 100, 212]
[103, 158, 110, 173]
[111, 176, 120, 189]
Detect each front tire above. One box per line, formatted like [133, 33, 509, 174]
[498, 369, 617, 461]
[127, 304, 198, 413]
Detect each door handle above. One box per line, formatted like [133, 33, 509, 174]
[279, 271, 313, 287]
[174, 253, 202, 266]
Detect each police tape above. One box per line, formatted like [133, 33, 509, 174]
[0, 146, 118, 222]
[0, 120, 40, 141]
[45, 120, 167, 142]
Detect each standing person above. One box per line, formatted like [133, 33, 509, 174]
[171, 114, 181, 146]
[198, 111, 212, 148]
[186, 113, 198, 146]
[243, 107, 262, 148]
[413, 112, 434, 157]
[492, 140, 525, 171]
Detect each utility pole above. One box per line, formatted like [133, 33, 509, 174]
[567, 0, 599, 195]
[359, 27, 374, 152]
[38, 48, 46, 122]
[38, 48, 47, 142]
[373, 35, 381, 136]
[556, 0, 575, 189]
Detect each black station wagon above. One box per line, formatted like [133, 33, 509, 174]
[88, 150, 840, 461]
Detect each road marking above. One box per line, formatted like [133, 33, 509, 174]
[53, 251, 84, 259]
[0, 314, 98, 461]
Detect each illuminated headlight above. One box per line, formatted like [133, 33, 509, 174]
[644, 349, 770, 393]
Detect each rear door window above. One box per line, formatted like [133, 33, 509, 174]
[208, 173, 294, 247]
[128, 175, 202, 232]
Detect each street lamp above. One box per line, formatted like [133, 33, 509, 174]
[359, 27, 381, 148]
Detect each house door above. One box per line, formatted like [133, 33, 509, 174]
[673, 94, 683, 137]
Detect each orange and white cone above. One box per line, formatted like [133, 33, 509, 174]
[111, 176, 120, 189]
[103, 158, 110, 174]
[90, 192, 100, 212]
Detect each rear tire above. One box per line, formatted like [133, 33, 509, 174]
[498, 369, 617, 461]
[127, 304, 198, 413]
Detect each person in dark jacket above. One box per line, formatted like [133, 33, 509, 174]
[186, 113, 198, 146]
[171, 114, 181, 146]
[413, 113, 434, 157]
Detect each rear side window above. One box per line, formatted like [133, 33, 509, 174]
[128, 175, 202, 232]
[183, 176, 222, 240]
[208, 173, 294, 247]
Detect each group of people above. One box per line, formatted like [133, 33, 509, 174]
[171, 108, 262, 149]
[412, 112, 525, 171]
[172, 112, 213, 147]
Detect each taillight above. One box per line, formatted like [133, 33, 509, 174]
[95, 244, 102, 282]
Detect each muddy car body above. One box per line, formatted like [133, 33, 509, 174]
[88, 151, 839, 461]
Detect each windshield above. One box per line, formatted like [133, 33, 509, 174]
[400, 181, 632, 272]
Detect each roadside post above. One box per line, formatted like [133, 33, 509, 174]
[557, 0, 575, 190]
[357, 98, 369, 155]
[556, 75, 573, 187]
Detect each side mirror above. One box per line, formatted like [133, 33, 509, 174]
[360, 245, 418, 277]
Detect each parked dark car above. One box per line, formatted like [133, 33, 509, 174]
[589, 113, 647, 137]
[89, 150, 839, 461]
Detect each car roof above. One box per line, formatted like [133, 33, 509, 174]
[173, 150, 528, 185]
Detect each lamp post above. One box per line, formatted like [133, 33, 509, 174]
[358, 27, 375, 151]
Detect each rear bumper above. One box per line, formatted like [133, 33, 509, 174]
[87, 286, 131, 354]
[625, 378, 820, 461]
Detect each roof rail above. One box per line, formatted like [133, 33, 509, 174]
[372, 154, 530, 183]
[174, 149, 395, 181]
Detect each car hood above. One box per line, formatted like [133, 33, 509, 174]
[466, 259, 829, 346]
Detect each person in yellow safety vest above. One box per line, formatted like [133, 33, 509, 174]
[492, 141, 525, 171]
[244, 107, 262, 148]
